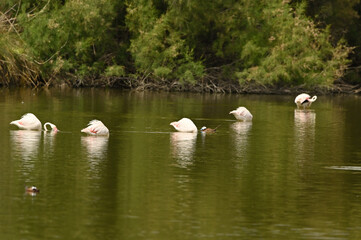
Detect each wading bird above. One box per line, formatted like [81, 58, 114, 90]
[294, 93, 317, 109]
[81, 120, 109, 136]
[43, 122, 59, 133]
[170, 118, 198, 133]
[10, 113, 42, 130]
[229, 107, 253, 121]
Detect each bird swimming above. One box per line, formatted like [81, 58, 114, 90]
[10, 113, 42, 130]
[81, 120, 109, 136]
[229, 107, 253, 121]
[25, 186, 40, 193]
[200, 125, 220, 133]
[170, 118, 198, 133]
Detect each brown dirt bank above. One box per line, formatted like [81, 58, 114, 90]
[66, 77, 361, 95]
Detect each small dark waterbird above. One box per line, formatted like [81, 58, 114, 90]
[200, 125, 221, 133]
[25, 186, 40, 193]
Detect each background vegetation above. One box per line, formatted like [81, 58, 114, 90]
[0, 0, 360, 92]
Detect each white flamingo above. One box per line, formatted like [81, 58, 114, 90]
[170, 118, 198, 133]
[81, 120, 109, 136]
[43, 122, 59, 133]
[229, 107, 253, 121]
[10, 113, 42, 130]
[294, 93, 317, 109]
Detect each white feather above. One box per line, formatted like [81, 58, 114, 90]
[81, 120, 109, 136]
[170, 118, 198, 133]
[10, 113, 42, 130]
[229, 107, 253, 121]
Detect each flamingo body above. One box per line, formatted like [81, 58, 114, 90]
[295, 93, 317, 109]
[229, 107, 253, 121]
[170, 118, 198, 133]
[10, 113, 42, 130]
[81, 120, 109, 136]
[44, 122, 59, 133]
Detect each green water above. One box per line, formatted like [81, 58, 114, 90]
[1, 88, 361, 239]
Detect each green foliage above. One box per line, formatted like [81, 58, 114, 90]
[13, 0, 129, 82]
[126, 0, 204, 84]
[0, 11, 40, 86]
[236, 2, 352, 86]
[0, 0, 356, 88]
[105, 65, 126, 77]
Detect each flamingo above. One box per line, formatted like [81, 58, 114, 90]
[229, 107, 253, 121]
[10, 113, 42, 130]
[170, 118, 198, 133]
[43, 122, 59, 133]
[81, 120, 109, 136]
[294, 93, 317, 109]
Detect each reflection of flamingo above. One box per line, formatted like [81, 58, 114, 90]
[81, 120, 109, 136]
[294, 109, 316, 126]
[229, 107, 253, 121]
[10, 113, 42, 130]
[81, 136, 109, 159]
[294, 93, 317, 109]
[294, 109, 316, 165]
[43, 122, 59, 133]
[81, 136, 109, 176]
[170, 132, 197, 168]
[10, 130, 41, 160]
[170, 118, 198, 132]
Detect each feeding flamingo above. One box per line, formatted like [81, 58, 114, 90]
[10, 113, 42, 130]
[170, 118, 198, 133]
[81, 120, 109, 136]
[43, 122, 59, 133]
[294, 93, 317, 109]
[229, 107, 253, 121]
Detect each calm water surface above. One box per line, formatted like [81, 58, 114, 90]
[0, 88, 361, 239]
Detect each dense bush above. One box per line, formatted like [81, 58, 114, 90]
[0, 0, 357, 89]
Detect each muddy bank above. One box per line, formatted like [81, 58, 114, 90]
[65, 77, 361, 95]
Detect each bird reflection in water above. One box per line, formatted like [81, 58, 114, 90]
[10, 130, 41, 161]
[230, 122, 252, 159]
[294, 109, 316, 164]
[43, 129, 58, 155]
[170, 132, 197, 168]
[81, 136, 109, 173]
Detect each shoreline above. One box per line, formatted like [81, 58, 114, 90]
[65, 78, 361, 95]
[4, 78, 361, 95]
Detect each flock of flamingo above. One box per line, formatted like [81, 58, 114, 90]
[170, 93, 317, 133]
[10, 92, 317, 135]
[13, 93, 316, 193]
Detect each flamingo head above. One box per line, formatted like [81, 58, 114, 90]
[310, 96, 317, 102]
[170, 121, 178, 128]
[44, 122, 58, 132]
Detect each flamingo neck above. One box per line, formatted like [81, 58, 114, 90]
[310, 96, 317, 102]
[44, 122, 57, 132]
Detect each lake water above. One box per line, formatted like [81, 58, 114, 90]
[1, 88, 361, 239]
